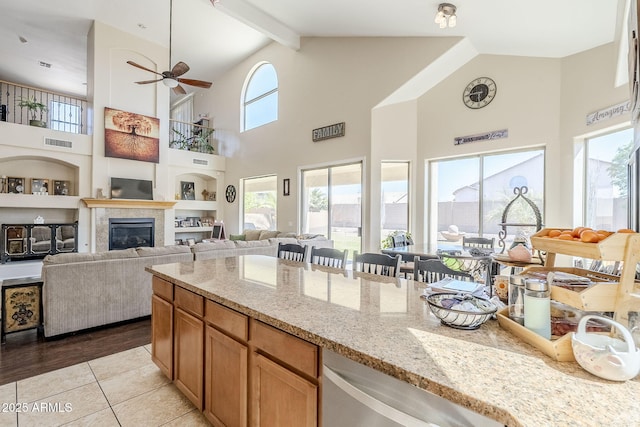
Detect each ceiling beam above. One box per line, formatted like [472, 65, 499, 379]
[212, 0, 300, 50]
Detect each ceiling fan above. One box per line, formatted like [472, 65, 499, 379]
[126, 0, 212, 95]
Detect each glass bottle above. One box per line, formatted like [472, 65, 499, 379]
[523, 279, 551, 339]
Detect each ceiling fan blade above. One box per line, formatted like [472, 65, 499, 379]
[126, 61, 164, 76]
[171, 61, 190, 77]
[134, 78, 164, 84]
[177, 78, 213, 89]
[173, 84, 187, 95]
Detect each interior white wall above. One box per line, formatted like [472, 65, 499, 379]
[198, 37, 629, 252]
[197, 36, 462, 237]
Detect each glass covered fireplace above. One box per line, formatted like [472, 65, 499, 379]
[109, 218, 155, 250]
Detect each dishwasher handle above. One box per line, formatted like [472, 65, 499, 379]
[323, 365, 442, 427]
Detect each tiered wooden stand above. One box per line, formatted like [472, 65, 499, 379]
[497, 229, 640, 361]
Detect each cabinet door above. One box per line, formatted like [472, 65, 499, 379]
[251, 353, 317, 427]
[151, 294, 173, 379]
[204, 325, 248, 427]
[174, 307, 204, 410]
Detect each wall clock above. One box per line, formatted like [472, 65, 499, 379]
[463, 77, 496, 109]
[225, 185, 236, 203]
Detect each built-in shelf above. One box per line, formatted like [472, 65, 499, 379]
[81, 198, 177, 209]
[175, 226, 213, 233]
[173, 200, 218, 210]
[0, 194, 81, 209]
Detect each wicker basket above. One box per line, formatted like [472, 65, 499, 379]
[425, 293, 497, 330]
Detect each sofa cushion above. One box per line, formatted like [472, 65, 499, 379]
[43, 248, 140, 264]
[235, 240, 271, 248]
[192, 241, 237, 252]
[259, 230, 279, 240]
[269, 237, 299, 245]
[277, 232, 297, 238]
[229, 234, 246, 241]
[136, 245, 192, 257]
[244, 229, 262, 241]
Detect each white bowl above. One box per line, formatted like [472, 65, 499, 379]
[571, 315, 640, 381]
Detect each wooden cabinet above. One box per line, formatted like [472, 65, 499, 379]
[204, 299, 249, 427]
[205, 325, 248, 427]
[174, 286, 205, 410]
[151, 277, 173, 379]
[250, 320, 319, 427]
[251, 354, 317, 427]
[149, 276, 321, 426]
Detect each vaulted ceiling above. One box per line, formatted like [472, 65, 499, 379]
[0, 0, 626, 98]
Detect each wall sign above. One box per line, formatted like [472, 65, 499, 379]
[312, 122, 345, 142]
[454, 129, 508, 146]
[586, 101, 631, 126]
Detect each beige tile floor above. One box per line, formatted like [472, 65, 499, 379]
[0, 345, 211, 427]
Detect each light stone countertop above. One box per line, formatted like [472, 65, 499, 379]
[146, 255, 640, 427]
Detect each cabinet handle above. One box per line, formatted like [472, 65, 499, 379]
[323, 365, 441, 427]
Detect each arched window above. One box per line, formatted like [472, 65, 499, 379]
[242, 62, 278, 131]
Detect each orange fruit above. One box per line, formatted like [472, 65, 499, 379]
[547, 229, 562, 238]
[557, 234, 574, 240]
[573, 227, 591, 238]
[580, 230, 600, 243]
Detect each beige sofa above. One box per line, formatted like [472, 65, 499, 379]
[192, 230, 333, 261]
[41, 245, 193, 337]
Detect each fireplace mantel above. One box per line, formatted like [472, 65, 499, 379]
[81, 198, 177, 209]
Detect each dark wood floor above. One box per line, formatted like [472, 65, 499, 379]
[0, 317, 151, 386]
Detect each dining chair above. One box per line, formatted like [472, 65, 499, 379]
[353, 251, 401, 277]
[462, 236, 495, 249]
[309, 247, 348, 269]
[413, 257, 474, 283]
[277, 242, 309, 262]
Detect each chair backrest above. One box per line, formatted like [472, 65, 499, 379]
[391, 233, 409, 247]
[413, 257, 473, 283]
[353, 251, 401, 277]
[309, 247, 348, 269]
[462, 236, 495, 249]
[277, 242, 309, 262]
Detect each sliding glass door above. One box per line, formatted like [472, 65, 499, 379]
[301, 162, 362, 253]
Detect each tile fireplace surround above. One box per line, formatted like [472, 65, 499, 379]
[82, 199, 176, 252]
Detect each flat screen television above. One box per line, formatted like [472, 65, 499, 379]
[110, 177, 153, 200]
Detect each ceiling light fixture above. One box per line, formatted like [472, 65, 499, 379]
[163, 78, 179, 88]
[434, 3, 457, 28]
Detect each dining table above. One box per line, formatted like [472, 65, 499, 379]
[381, 242, 496, 291]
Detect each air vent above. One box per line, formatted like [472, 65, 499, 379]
[44, 138, 73, 149]
[193, 158, 209, 166]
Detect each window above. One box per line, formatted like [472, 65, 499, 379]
[381, 162, 410, 238]
[242, 63, 278, 131]
[49, 101, 82, 133]
[301, 162, 363, 253]
[242, 175, 277, 231]
[429, 149, 545, 246]
[582, 128, 633, 230]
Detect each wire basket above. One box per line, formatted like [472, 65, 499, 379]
[425, 293, 497, 330]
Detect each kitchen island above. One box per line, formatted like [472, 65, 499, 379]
[146, 255, 639, 427]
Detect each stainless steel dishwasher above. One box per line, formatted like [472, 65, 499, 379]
[322, 349, 504, 427]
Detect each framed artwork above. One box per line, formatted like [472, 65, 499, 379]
[53, 180, 70, 196]
[104, 107, 160, 163]
[201, 217, 215, 227]
[7, 177, 24, 194]
[186, 216, 201, 227]
[181, 181, 195, 200]
[175, 239, 183, 245]
[31, 178, 49, 194]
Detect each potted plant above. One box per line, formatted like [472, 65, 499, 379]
[18, 97, 48, 127]
[170, 126, 215, 153]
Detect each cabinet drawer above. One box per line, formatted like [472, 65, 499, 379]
[250, 320, 318, 378]
[152, 276, 173, 301]
[205, 300, 248, 341]
[175, 286, 204, 317]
